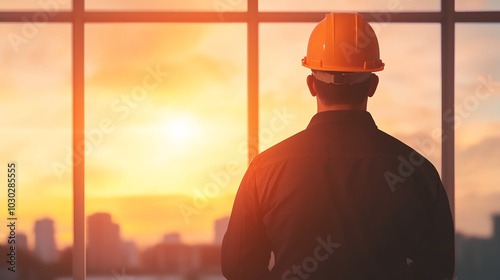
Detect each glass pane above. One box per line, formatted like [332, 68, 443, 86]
[259, 0, 439, 12]
[86, 0, 247, 12]
[374, 23, 442, 170]
[456, 0, 500, 11]
[85, 23, 246, 279]
[0, 24, 72, 279]
[455, 23, 500, 279]
[259, 23, 316, 152]
[260, 23, 442, 174]
[0, 0, 71, 11]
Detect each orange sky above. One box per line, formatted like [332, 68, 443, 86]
[0, 0, 499, 251]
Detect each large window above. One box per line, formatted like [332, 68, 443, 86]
[84, 23, 247, 276]
[1, 0, 500, 279]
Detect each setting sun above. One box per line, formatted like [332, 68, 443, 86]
[164, 115, 197, 143]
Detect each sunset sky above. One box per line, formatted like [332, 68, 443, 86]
[0, 0, 499, 252]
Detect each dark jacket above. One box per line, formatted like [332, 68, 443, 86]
[222, 110, 454, 280]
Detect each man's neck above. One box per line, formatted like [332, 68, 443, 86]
[317, 103, 367, 112]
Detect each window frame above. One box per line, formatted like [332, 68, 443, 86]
[2, 0, 500, 278]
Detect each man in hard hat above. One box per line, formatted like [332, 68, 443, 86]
[221, 13, 454, 280]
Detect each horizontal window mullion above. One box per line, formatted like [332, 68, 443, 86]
[1, 11, 500, 23]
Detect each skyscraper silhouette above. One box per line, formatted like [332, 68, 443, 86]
[493, 214, 500, 242]
[87, 213, 124, 272]
[34, 218, 57, 263]
[17, 233, 28, 251]
[122, 240, 139, 268]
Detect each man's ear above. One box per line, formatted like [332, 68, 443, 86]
[307, 75, 317, 97]
[367, 74, 379, 98]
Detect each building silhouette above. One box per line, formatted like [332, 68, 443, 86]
[163, 232, 182, 244]
[87, 212, 124, 272]
[19, 213, 500, 279]
[123, 240, 139, 268]
[494, 214, 500, 241]
[193, 244, 222, 273]
[34, 218, 57, 263]
[8, 214, 500, 279]
[17, 233, 28, 251]
[141, 243, 192, 274]
[214, 216, 229, 245]
[456, 214, 500, 280]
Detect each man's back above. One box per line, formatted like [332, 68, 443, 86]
[222, 110, 454, 280]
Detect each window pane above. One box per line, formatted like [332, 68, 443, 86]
[85, 23, 246, 278]
[0, 24, 72, 279]
[259, 0, 439, 12]
[259, 23, 316, 152]
[374, 23, 442, 171]
[455, 23, 500, 279]
[260, 23, 442, 174]
[0, 0, 71, 11]
[456, 0, 500, 11]
[86, 0, 247, 12]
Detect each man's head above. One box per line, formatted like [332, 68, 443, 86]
[306, 71, 379, 111]
[302, 13, 384, 112]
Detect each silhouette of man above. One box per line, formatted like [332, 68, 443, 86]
[221, 12, 454, 280]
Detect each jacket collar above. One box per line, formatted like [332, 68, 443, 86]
[307, 110, 378, 130]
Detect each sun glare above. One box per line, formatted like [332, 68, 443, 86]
[165, 116, 196, 142]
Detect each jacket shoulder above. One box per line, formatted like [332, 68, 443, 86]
[250, 129, 309, 170]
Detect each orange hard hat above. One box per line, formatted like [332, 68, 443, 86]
[302, 13, 384, 72]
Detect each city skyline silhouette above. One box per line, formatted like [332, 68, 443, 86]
[2, 212, 499, 279]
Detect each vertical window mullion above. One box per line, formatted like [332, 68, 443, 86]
[441, 0, 456, 220]
[248, 0, 259, 162]
[72, 0, 86, 279]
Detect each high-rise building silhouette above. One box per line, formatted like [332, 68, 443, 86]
[163, 232, 181, 244]
[214, 216, 229, 245]
[16, 233, 28, 251]
[122, 240, 139, 268]
[34, 218, 57, 263]
[493, 214, 500, 242]
[87, 213, 124, 272]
